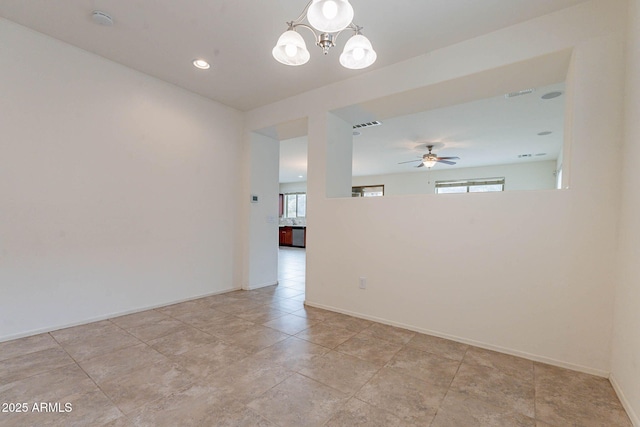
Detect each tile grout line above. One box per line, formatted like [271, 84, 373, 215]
[51, 319, 205, 421]
[429, 345, 470, 425]
[239, 313, 376, 425]
[328, 336, 421, 424]
[47, 331, 130, 422]
[262, 324, 402, 427]
[0, 337, 76, 384]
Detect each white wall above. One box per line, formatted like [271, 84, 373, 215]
[611, 0, 640, 424]
[0, 19, 244, 341]
[246, 0, 627, 376]
[279, 182, 307, 194]
[247, 133, 280, 289]
[352, 161, 557, 195]
[326, 113, 353, 198]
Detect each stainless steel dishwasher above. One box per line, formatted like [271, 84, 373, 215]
[291, 227, 305, 247]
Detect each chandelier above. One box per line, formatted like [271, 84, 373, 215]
[272, 0, 377, 70]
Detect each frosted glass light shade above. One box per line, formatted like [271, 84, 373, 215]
[339, 34, 376, 69]
[423, 160, 437, 168]
[307, 0, 354, 32]
[272, 30, 310, 66]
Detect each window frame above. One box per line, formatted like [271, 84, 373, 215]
[352, 185, 385, 197]
[283, 192, 306, 218]
[435, 177, 505, 194]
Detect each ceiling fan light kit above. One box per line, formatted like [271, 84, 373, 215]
[398, 145, 460, 169]
[423, 158, 437, 168]
[272, 0, 377, 69]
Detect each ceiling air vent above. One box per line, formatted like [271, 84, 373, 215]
[353, 120, 382, 129]
[505, 88, 535, 98]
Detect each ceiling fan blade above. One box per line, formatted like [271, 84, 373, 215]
[437, 159, 457, 165]
[416, 162, 425, 168]
[398, 159, 422, 164]
[436, 156, 460, 160]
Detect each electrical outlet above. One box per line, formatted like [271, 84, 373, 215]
[359, 277, 367, 289]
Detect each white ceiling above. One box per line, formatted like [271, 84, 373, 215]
[0, 0, 588, 111]
[279, 81, 565, 183]
[278, 48, 570, 184]
[351, 81, 566, 176]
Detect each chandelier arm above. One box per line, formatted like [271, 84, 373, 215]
[292, 1, 314, 25]
[333, 23, 360, 44]
[291, 23, 319, 39]
[274, 2, 376, 69]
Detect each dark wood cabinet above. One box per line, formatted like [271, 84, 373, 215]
[279, 227, 292, 246]
[279, 226, 305, 247]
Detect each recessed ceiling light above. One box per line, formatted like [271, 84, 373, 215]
[541, 91, 562, 100]
[192, 59, 210, 70]
[353, 131, 361, 136]
[518, 154, 532, 158]
[298, 175, 304, 178]
[538, 131, 553, 136]
[535, 153, 547, 156]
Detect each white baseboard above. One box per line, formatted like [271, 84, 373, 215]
[304, 300, 610, 378]
[0, 286, 240, 343]
[610, 374, 640, 426]
[244, 280, 278, 290]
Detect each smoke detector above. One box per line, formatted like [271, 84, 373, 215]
[92, 11, 114, 26]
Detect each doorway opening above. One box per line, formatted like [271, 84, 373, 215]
[277, 247, 306, 301]
[247, 117, 308, 296]
[278, 132, 308, 300]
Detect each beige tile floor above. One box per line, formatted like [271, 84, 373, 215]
[0, 247, 633, 426]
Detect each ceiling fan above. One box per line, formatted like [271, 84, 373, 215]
[398, 145, 460, 168]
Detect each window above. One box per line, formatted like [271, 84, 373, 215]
[435, 178, 505, 194]
[284, 193, 306, 218]
[352, 185, 384, 197]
